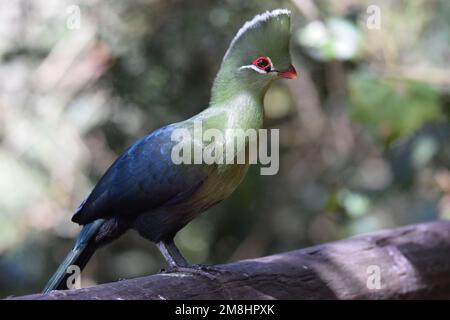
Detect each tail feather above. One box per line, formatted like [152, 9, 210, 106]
[43, 219, 105, 293]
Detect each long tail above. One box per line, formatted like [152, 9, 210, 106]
[43, 219, 105, 293]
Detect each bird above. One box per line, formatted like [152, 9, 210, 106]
[43, 8, 297, 293]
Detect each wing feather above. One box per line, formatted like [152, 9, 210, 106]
[72, 124, 211, 225]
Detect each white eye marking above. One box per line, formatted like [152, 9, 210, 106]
[239, 64, 268, 74]
[239, 56, 274, 74]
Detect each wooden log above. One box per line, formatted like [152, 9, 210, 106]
[11, 220, 450, 300]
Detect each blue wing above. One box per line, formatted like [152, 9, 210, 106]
[72, 123, 211, 225]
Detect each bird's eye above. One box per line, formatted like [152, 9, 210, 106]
[257, 59, 268, 67]
[252, 56, 272, 72]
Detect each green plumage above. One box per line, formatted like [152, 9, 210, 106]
[189, 9, 293, 199]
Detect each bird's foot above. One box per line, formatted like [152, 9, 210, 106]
[190, 264, 228, 274]
[161, 264, 226, 280]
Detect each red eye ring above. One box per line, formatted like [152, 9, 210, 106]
[252, 56, 272, 72]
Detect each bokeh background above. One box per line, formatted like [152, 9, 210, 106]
[1, 0, 449, 297]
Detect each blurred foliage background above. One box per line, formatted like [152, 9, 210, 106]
[0, 0, 449, 297]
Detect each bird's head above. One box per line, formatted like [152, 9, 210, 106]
[212, 9, 296, 103]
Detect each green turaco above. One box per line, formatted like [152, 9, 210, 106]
[44, 8, 297, 292]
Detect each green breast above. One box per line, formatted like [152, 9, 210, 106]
[176, 91, 263, 213]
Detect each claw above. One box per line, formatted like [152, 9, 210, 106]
[191, 264, 227, 274]
[162, 264, 227, 281]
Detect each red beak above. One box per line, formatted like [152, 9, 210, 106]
[277, 65, 297, 79]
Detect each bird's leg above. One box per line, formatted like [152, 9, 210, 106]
[156, 240, 188, 268]
[156, 240, 223, 280]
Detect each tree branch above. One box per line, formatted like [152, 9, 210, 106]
[12, 220, 450, 300]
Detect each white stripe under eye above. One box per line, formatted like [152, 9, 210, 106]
[239, 64, 268, 74]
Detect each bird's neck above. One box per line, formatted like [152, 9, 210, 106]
[210, 68, 270, 105]
[208, 70, 269, 130]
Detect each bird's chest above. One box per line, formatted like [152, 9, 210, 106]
[182, 162, 249, 214]
[207, 162, 249, 198]
[173, 100, 262, 215]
